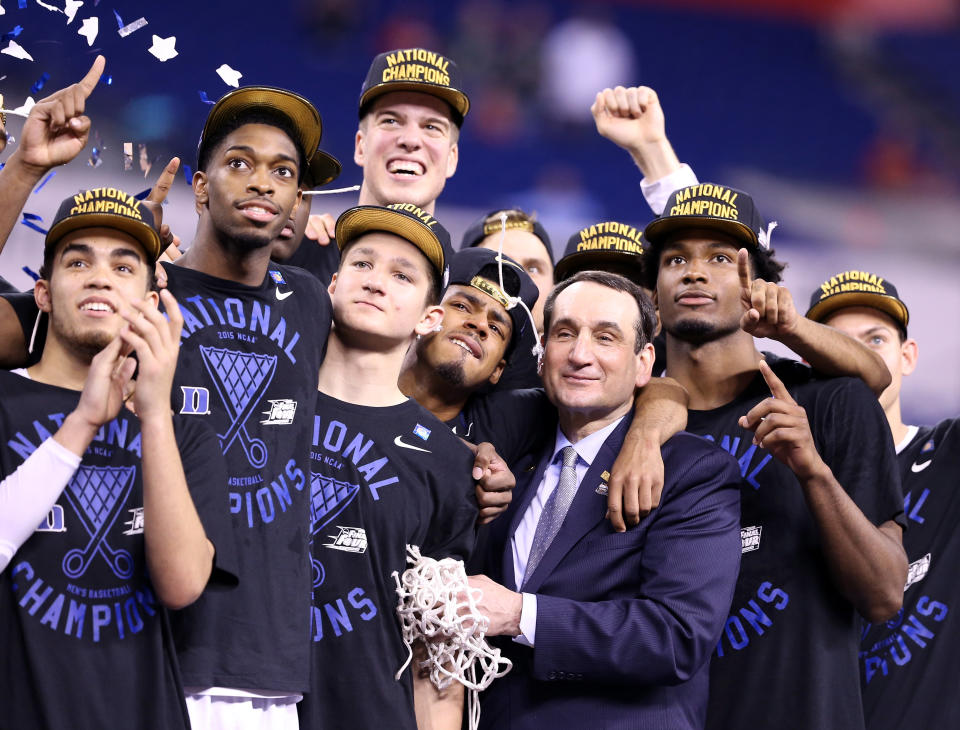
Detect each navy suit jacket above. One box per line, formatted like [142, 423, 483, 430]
[479, 413, 742, 730]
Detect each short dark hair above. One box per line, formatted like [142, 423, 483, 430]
[39, 240, 158, 293]
[543, 270, 656, 353]
[641, 234, 786, 290]
[197, 109, 308, 184]
[338, 237, 442, 306]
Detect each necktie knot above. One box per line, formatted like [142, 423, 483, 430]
[560, 445, 578, 469]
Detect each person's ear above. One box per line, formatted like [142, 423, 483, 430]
[901, 338, 919, 377]
[445, 142, 459, 179]
[487, 358, 507, 386]
[354, 127, 366, 168]
[328, 271, 338, 298]
[34, 278, 52, 313]
[414, 305, 445, 337]
[193, 170, 209, 208]
[633, 342, 656, 389]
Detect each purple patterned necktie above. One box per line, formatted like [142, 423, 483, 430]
[523, 445, 579, 587]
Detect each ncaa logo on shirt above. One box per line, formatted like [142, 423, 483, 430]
[324, 526, 368, 554]
[741, 525, 762, 554]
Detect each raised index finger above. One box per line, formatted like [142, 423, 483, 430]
[147, 157, 180, 205]
[737, 248, 752, 295]
[77, 55, 106, 97]
[758, 359, 795, 403]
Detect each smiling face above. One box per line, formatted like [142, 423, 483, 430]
[330, 231, 442, 347]
[195, 123, 303, 251]
[36, 227, 155, 360]
[654, 232, 746, 345]
[415, 283, 513, 389]
[476, 229, 553, 331]
[823, 306, 917, 414]
[542, 281, 653, 424]
[354, 91, 459, 211]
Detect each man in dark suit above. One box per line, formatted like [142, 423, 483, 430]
[469, 270, 742, 729]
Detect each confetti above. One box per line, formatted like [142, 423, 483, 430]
[64, 0, 83, 24]
[138, 143, 151, 177]
[17, 0, 24, 8]
[33, 170, 55, 193]
[1, 25, 22, 41]
[21, 213, 48, 234]
[1, 40, 33, 61]
[35, 0, 60, 12]
[29, 72, 50, 95]
[197, 90, 215, 104]
[148, 33, 177, 62]
[78, 15, 97, 45]
[88, 146, 102, 167]
[104, 74, 111, 85]
[22, 266, 40, 282]
[182, 163, 192, 184]
[117, 16, 146, 37]
[0, 4, 4, 16]
[123, 141, 133, 171]
[112, 8, 122, 27]
[12, 95, 35, 116]
[216, 63, 242, 88]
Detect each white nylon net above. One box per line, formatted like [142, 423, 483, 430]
[393, 544, 513, 730]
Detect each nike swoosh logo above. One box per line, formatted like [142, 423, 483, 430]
[911, 460, 932, 473]
[394, 435, 431, 453]
[276, 289, 293, 301]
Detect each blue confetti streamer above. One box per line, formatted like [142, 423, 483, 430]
[2, 26, 24, 42]
[182, 164, 192, 184]
[22, 266, 40, 282]
[33, 170, 56, 193]
[133, 188, 151, 200]
[30, 72, 50, 95]
[17, 0, 26, 9]
[21, 213, 48, 235]
[113, 9, 123, 29]
[198, 90, 216, 105]
[104, 75, 113, 86]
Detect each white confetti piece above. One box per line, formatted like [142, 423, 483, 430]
[216, 63, 242, 88]
[148, 34, 177, 62]
[1, 40, 33, 61]
[78, 15, 98, 46]
[64, 0, 83, 24]
[35, 0, 60, 12]
[13, 96, 36, 116]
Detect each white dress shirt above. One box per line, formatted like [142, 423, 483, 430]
[511, 417, 625, 646]
[640, 163, 699, 215]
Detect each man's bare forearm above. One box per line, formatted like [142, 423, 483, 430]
[778, 317, 891, 396]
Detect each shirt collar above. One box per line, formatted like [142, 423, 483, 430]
[551, 416, 626, 467]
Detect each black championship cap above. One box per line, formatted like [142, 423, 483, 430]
[359, 48, 470, 126]
[460, 209, 554, 264]
[303, 146, 342, 189]
[197, 86, 340, 185]
[644, 183, 774, 250]
[335, 203, 453, 283]
[806, 269, 909, 334]
[46, 187, 163, 263]
[554, 220, 646, 285]
[447, 247, 540, 354]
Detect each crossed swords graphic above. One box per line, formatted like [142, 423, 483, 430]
[61, 465, 136, 580]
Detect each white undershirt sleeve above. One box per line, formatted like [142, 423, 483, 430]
[0, 437, 81, 573]
[640, 163, 700, 216]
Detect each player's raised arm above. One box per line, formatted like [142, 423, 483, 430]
[0, 55, 105, 255]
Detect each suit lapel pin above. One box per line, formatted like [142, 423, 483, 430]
[596, 470, 610, 496]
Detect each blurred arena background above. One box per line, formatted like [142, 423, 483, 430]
[1, 0, 957, 423]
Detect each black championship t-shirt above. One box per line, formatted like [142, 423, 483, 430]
[684, 355, 905, 730]
[447, 387, 556, 470]
[281, 234, 340, 288]
[162, 261, 330, 693]
[859, 416, 960, 730]
[0, 371, 235, 730]
[297, 393, 478, 730]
